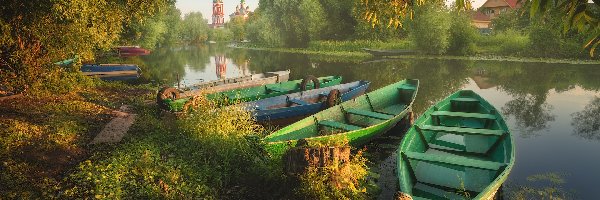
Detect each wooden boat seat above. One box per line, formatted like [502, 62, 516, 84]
[345, 108, 394, 120]
[403, 152, 506, 171]
[418, 125, 504, 136]
[451, 97, 479, 103]
[398, 85, 416, 91]
[318, 120, 362, 131]
[431, 111, 495, 120]
[375, 104, 407, 115]
[267, 87, 291, 93]
[288, 98, 310, 106]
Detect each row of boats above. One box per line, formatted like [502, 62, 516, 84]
[156, 71, 514, 200]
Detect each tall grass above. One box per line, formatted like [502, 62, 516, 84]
[308, 40, 412, 52]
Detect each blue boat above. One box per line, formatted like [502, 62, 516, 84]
[241, 81, 370, 124]
[81, 64, 141, 76]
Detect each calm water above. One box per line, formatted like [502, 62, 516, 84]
[134, 45, 599, 199]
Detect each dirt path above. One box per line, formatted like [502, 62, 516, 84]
[90, 105, 136, 144]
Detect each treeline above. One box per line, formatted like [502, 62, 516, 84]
[244, 0, 402, 48]
[241, 0, 595, 59]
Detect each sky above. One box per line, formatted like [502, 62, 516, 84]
[175, 0, 488, 22]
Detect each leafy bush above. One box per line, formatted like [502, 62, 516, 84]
[528, 24, 561, 57]
[476, 29, 529, 56]
[246, 11, 284, 47]
[409, 5, 451, 55]
[448, 12, 478, 55]
[208, 28, 233, 42]
[297, 150, 370, 199]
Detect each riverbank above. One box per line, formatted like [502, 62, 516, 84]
[233, 41, 600, 65]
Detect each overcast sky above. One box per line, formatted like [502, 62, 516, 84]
[175, 0, 489, 22]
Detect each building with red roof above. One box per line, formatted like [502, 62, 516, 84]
[471, 0, 522, 29]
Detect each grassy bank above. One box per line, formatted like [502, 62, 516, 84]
[0, 78, 375, 199]
[235, 39, 600, 65]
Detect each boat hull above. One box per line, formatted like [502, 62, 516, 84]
[264, 79, 419, 157]
[362, 48, 417, 57]
[81, 64, 140, 76]
[181, 70, 290, 97]
[243, 81, 370, 122]
[397, 90, 514, 200]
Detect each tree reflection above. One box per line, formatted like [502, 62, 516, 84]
[502, 94, 556, 137]
[571, 97, 600, 141]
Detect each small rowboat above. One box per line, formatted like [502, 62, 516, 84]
[397, 90, 514, 199]
[263, 79, 419, 157]
[81, 64, 141, 76]
[241, 81, 371, 124]
[362, 48, 417, 57]
[157, 70, 290, 110]
[161, 75, 343, 112]
[116, 46, 151, 57]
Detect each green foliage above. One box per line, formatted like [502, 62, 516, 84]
[308, 39, 412, 52]
[180, 12, 210, 44]
[0, 0, 172, 95]
[528, 23, 561, 57]
[209, 28, 233, 42]
[297, 150, 370, 199]
[410, 5, 451, 55]
[246, 11, 284, 47]
[491, 10, 530, 33]
[476, 29, 529, 56]
[318, 0, 356, 40]
[266, 0, 327, 47]
[447, 11, 478, 55]
[229, 16, 247, 41]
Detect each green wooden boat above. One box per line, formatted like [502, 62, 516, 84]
[397, 90, 514, 200]
[163, 76, 343, 112]
[264, 79, 419, 156]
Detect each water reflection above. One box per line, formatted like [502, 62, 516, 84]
[134, 44, 600, 198]
[505, 172, 575, 199]
[572, 97, 600, 141]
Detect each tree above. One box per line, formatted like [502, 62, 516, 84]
[267, 0, 326, 47]
[358, 0, 600, 57]
[180, 12, 210, 44]
[229, 16, 247, 41]
[409, 3, 451, 55]
[0, 0, 173, 94]
[246, 10, 283, 47]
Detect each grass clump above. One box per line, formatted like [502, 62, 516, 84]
[296, 150, 372, 199]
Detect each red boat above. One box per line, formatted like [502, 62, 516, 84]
[115, 46, 151, 57]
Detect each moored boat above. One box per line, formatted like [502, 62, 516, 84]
[81, 64, 141, 76]
[156, 70, 291, 110]
[161, 75, 343, 112]
[116, 46, 151, 57]
[397, 90, 514, 199]
[241, 80, 371, 124]
[362, 48, 417, 57]
[263, 79, 419, 156]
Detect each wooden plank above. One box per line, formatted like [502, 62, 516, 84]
[398, 84, 417, 90]
[431, 111, 496, 120]
[404, 152, 506, 171]
[318, 120, 362, 131]
[345, 108, 393, 120]
[419, 125, 504, 136]
[451, 97, 479, 103]
[288, 98, 310, 106]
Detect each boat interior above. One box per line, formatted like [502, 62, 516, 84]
[399, 90, 512, 199]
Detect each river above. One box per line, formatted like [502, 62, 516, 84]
[130, 44, 599, 199]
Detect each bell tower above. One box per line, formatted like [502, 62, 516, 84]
[212, 0, 224, 28]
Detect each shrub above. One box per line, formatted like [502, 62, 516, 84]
[448, 12, 478, 55]
[410, 5, 451, 55]
[246, 11, 283, 47]
[528, 23, 561, 57]
[476, 29, 529, 56]
[296, 150, 370, 199]
[208, 28, 233, 42]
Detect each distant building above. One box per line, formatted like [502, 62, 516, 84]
[211, 0, 225, 28]
[229, 0, 253, 20]
[471, 0, 522, 29]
